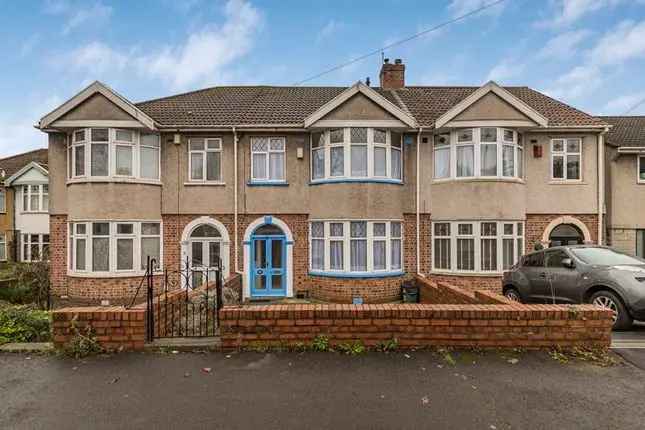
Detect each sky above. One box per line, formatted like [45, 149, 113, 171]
[1, 0, 645, 157]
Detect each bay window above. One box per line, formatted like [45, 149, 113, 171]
[551, 138, 581, 181]
[434, 128, 523, 180]
[310, 128, 403, 182]
[309, 220, 403, 275]
[189, 138, 222, 182]
[69, 221, 162, 275]
[250, 137, 285, 182]
[432, 220, 524, 273]
[69, 128, 160, 181]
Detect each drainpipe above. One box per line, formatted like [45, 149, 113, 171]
[233, 126, 241, 274]
[597, 128, 608, 245]
[416, 127, 423, 275]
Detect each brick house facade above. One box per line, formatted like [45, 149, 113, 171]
[39, 60, 609, 304]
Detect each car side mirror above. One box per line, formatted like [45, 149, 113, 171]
[562, 258, 575, 269]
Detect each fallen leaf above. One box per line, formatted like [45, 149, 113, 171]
[108, 377, 119, 384]
[508, 358, 519, 365]
[171, 350, 179, 354]
[201, 367, 212, 373]
[421, 396, 430, 405]
[404, 354, 411, 359]
[225, 354, 232, 359]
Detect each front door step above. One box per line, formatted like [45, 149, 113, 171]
[146, 337, 221, 351]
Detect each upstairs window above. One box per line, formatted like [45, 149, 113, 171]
[310, 128, 403, 182]
[250, 137, 285, 182]
[22, 184, 48, 212]
[189, 138, 222, 182]
[551, 138, 581, 181]
[638, 155, 645, 184]
[69, 128, 160, 181]
[434, 128, 523, 180]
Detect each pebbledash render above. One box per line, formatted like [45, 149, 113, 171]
[37, 59, 610, 304]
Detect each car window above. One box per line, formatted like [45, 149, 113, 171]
[570, 247, 645, 266]
[545, 250, 568, 268]
[524, 252, 544, 267]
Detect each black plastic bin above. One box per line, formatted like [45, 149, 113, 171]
[401, 281, 419, 303]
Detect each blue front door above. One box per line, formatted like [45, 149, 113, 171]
[250, 235, 286, 297]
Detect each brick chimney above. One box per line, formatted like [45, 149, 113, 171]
[379, 58, 405, 89]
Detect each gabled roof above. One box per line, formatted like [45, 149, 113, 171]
[0, 148, 48, 182]
[304, 82, 417, 128]
[5, 161, 49, 186]
[38, 81, 157, 130]
[134, 84, 605, 129]
[599, 116, 645, 148]
[434, 81, 548, 128]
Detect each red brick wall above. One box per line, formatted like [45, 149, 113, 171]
[307, 275, 408, 303]
[66, 275, 164, 302]
[50, 215, 68, 296]
[52, 306, 146, 351]
[427, 274, 502, 293]
[403, 213, 431, 274]
[525, 214, 598, 252]
[416, 276, 480, 304]
[220, 303, 612, 350]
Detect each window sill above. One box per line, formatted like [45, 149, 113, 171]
[309, 270, 405, 278]
[309, 178, 403, 185]
[429, 270, 503, 277]
[67, 271, 164, 278]
[548, 180, 586, 185]
[432, 177, 525, 185]
[21, 211, 48, 215]
[184, 181, 226, 186]
[67, 178, 162, 186]
[247, 181, 289, 187]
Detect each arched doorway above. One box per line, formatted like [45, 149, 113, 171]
[243, 216, 294, 299]
[181, 217, 230, 288]
[549, 224, 584, 247]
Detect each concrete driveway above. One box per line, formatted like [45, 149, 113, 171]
[1, 350, 644, 430]
[612, 321, 645, 369]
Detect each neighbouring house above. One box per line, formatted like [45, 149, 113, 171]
[0, 149, 49, 263]
[601, 116, 645, 257]
[37, 58, 610, 304]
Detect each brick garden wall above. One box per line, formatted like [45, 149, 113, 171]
[220, 303, 612, 351]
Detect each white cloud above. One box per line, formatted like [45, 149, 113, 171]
[602, 91, 645, 114]
[544, 65, 604, 100]
[536, 29, 592, 60]
[0, 95, 62, 158]
[589, 20, 645, 66]
[447, 0, 506, 18]
[486, 59, 525, 82]
[59, 0, 262, 91]
[536, 0, 640, 28]
[44, 0, 113, 35]
[317, 20, 343, 43]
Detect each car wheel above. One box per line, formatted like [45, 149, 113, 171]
[504, 288, 522, 303]
[590, 290, 633, 330]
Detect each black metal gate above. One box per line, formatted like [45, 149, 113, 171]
[142, 256, 224, 340]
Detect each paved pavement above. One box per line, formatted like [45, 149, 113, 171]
[612, 321, 645, 369]
[1, 349, 644, 430]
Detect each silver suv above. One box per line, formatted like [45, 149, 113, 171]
[502, 245, 645, 330]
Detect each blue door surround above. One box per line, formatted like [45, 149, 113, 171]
[250, 229, 287, 297]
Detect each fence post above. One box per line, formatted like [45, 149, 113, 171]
[216, 257, 223, 327]
[146, 256, 154, 342]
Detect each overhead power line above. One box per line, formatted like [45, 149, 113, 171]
[624, 96, 645, 115]
[293, 0, 509, 86]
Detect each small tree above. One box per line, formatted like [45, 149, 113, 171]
[12, 257, 50, 310]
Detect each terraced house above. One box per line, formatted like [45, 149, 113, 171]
[37, 59, 610, 304]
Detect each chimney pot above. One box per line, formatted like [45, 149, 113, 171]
[379, 58, 405, 89]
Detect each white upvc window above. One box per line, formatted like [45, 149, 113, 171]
[0, 189, 5, 213]
[250, 137, 286, 182]
[0, 233, 6, 261]
[189, 138, 222, 182]
[551, 138, 581, 181]
[432, 220, 524, 274]
[69, 220, 162, 275]
[309, 220, 403, 275]
[638, 155, 645, 184]
[21, 184, 48, 212]
[310, 128, 403, 182]
[21, 233, 49, 262]
[69, 128, 161, 181]
[437, 128, 523, 180]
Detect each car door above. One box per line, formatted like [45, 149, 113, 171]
[543, 249, 581, 304]
[523, 252, 548, 302]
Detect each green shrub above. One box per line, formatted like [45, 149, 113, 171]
[12, 261, 50, 309]
[376, 338, 399, 352]
[311, 334, 330, 352]
[336, 340, 366, 355]
[0, 284, 35, 305]
[64, 323, 103, 359]
[0, 305, 51, 345]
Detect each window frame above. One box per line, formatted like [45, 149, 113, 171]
[550, 137, 582, 181]
[21, 233, 49, 262]
[69, 220, 163, 276]
[0, 233, 6, 261]
[250, 136, 286, 183]
[638, 155, 645, 184]
[310, 128, 403, 183]
[21, 184, 48, 213]
[188, 137, 223, 183]
[309, 220, 403, 276]
[68, 128, 161, 182]
[432, 220, 524, 274]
